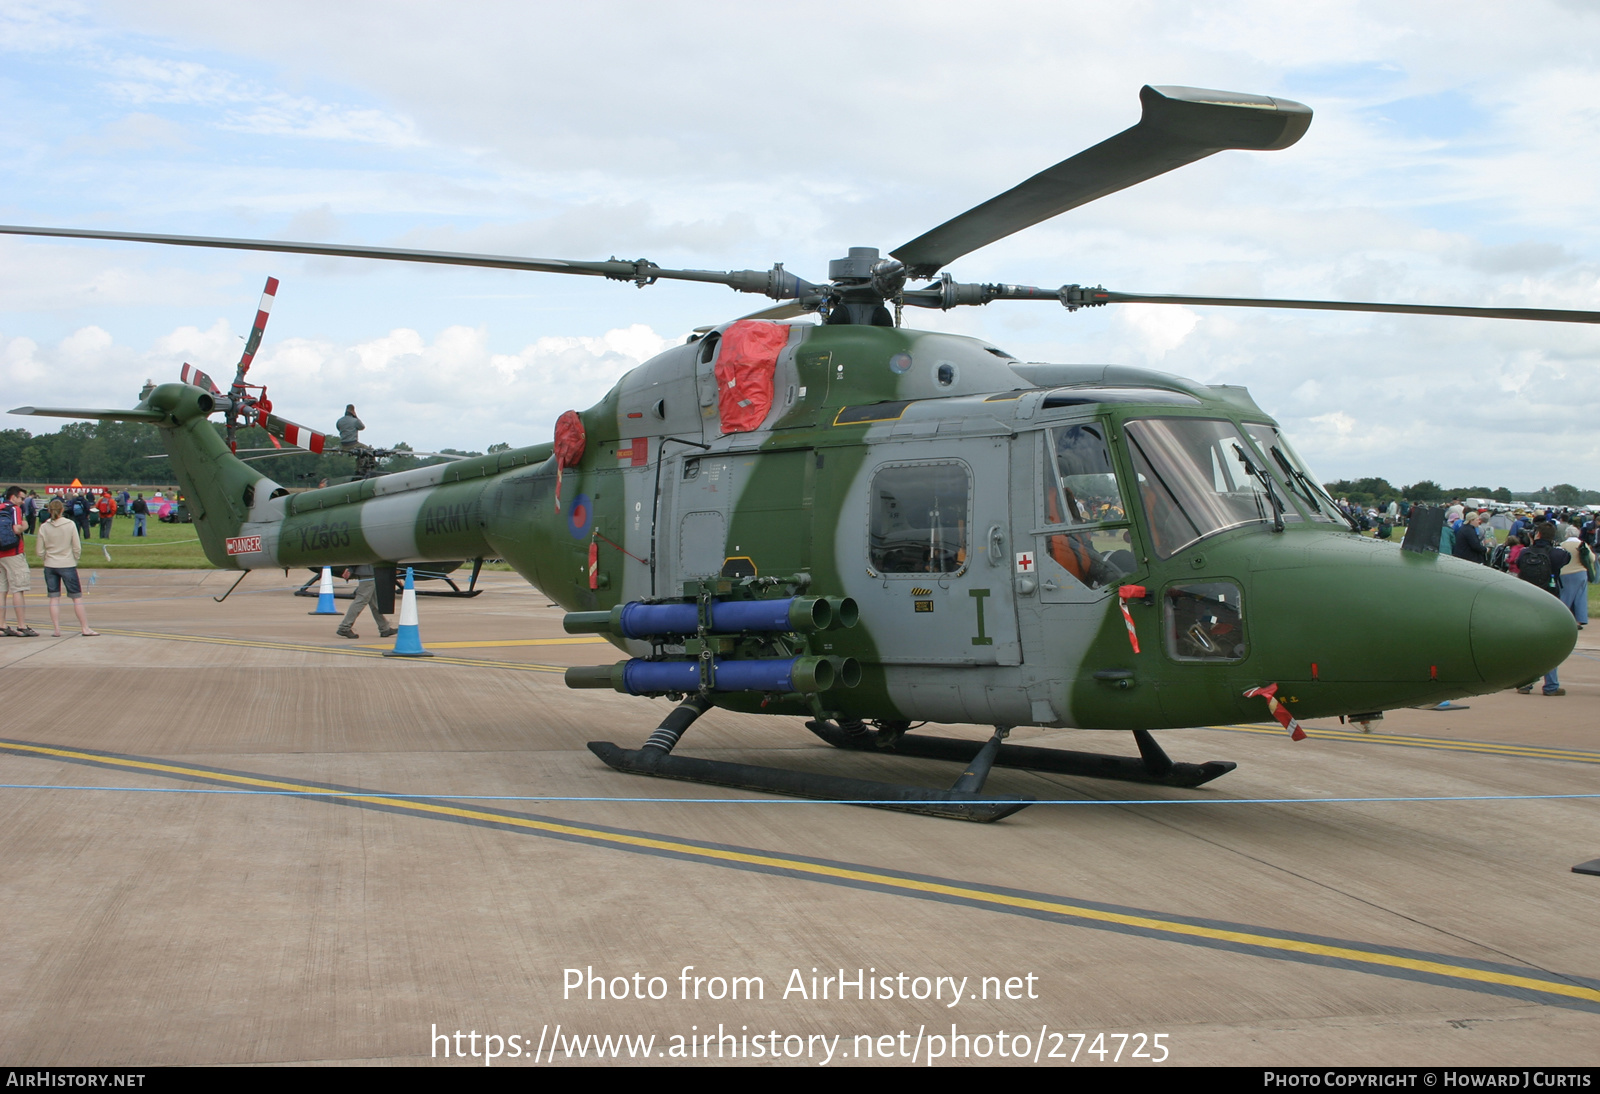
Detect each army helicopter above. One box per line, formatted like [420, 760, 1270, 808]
[5, 85, 1590, 821]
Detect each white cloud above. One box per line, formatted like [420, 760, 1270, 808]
[1114, 305, 1201, 362]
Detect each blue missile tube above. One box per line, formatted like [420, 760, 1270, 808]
[564, 596, 857, 639]
[565, 655, 850, 695]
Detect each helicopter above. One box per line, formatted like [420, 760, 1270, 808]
[5, 84, 1588, 821]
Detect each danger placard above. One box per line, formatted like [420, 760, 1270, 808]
[226, 536, 262, 555]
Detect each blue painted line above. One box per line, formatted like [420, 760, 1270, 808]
[1, 784, 1596, 805]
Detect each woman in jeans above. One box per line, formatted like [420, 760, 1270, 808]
[35, 498, 97, 637]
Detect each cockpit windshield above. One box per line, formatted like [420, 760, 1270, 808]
[1125, 418, 1278, 559]
[1242, 422, 1347, 525]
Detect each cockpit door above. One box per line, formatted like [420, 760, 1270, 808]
[1026, 421, 1138, 605]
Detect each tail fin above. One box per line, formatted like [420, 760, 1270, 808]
[11, 406, 165, 422]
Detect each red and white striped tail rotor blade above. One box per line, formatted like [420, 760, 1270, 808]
[179, 363, 221, 395]
[236, 276, 279, 378]
[260, 411, 328, 455]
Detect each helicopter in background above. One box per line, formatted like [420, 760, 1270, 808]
[6, 84, 1589, 820]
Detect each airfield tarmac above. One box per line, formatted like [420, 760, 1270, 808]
[0, 568, 1595, 1068]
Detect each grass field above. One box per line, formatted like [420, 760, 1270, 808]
[33, 517, 213, 569]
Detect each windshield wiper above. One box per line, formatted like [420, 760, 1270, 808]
[1272, 446, 1357, 531]
[1233, 444, 1285, 533]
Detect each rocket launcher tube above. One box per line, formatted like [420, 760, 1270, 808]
[563, 597, 848, 637]
[564, 657, 844, 695]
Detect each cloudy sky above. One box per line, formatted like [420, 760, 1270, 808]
[2, 1, 1598, 491]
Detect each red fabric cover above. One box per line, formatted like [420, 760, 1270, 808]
[714, 321, 790, 433]
[554, 410, 586, 467]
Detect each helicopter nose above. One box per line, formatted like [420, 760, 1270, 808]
[1469, 580, 1577, 689]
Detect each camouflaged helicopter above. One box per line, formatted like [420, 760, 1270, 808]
[7, 85, 1591, 821]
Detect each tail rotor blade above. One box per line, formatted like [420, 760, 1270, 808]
[260, 411, 329, 455]
[237, 276, 279, 380]
[180, 363, 221, 395]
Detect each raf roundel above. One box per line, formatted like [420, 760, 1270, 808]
[568, 493, 593, 539]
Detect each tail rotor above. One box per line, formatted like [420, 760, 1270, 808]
[177, 276, 292, 452]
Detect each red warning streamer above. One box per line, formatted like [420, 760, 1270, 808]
[1116, 584, 1146, 654]
[1243, 682, 1306, 741]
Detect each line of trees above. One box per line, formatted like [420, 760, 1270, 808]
[1324, 478, 1599, 509]
[0, 421, 494, 489]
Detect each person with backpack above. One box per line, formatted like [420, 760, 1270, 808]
[0, 486, 37, 637]
[95, 491, 115, 539]
[1515, 523, 1571, 696]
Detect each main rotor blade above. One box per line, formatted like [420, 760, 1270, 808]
[892, 85, 1311, 276]
[0, 225, 812, 299]
[899, 281, 1600, 324]
[1078, 289, 1600, 324]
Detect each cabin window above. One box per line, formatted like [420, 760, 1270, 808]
[868, 461, 971, 575]
[1038, 423, 1134, 589]
[1165, 581, 1246, 662]
[1125, 418, 1277, 559]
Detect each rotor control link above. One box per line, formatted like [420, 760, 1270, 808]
[1058, 284, 1111, 311]
[901, 275, 1067, 310]
[711, 264, 818, 300]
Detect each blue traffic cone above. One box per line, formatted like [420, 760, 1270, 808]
[309, 566, 339, 614]
[383, 566, 433, 658]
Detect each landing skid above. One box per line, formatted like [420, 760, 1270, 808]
[588, 698, 1032, 822]
[805, 722, 1236, 789]
[588, 705, 1235, 821]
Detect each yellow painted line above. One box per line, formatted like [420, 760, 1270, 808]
[96, 628, 568, 674]
[353, 637, 608, 650]
[5, 737, 1598, 1009]
[1211, 723, 1600, 764]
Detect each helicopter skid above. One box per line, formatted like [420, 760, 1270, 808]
[586, 741, 1032, 822]
[805, 722, 1236, 789]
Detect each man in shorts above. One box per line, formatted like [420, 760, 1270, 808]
[0, 486, 37, 637]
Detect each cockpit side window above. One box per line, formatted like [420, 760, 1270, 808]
[868, 461, 971, 575]
[1165, 581, 1246, 662]
[1039, 423, 1133, 589]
